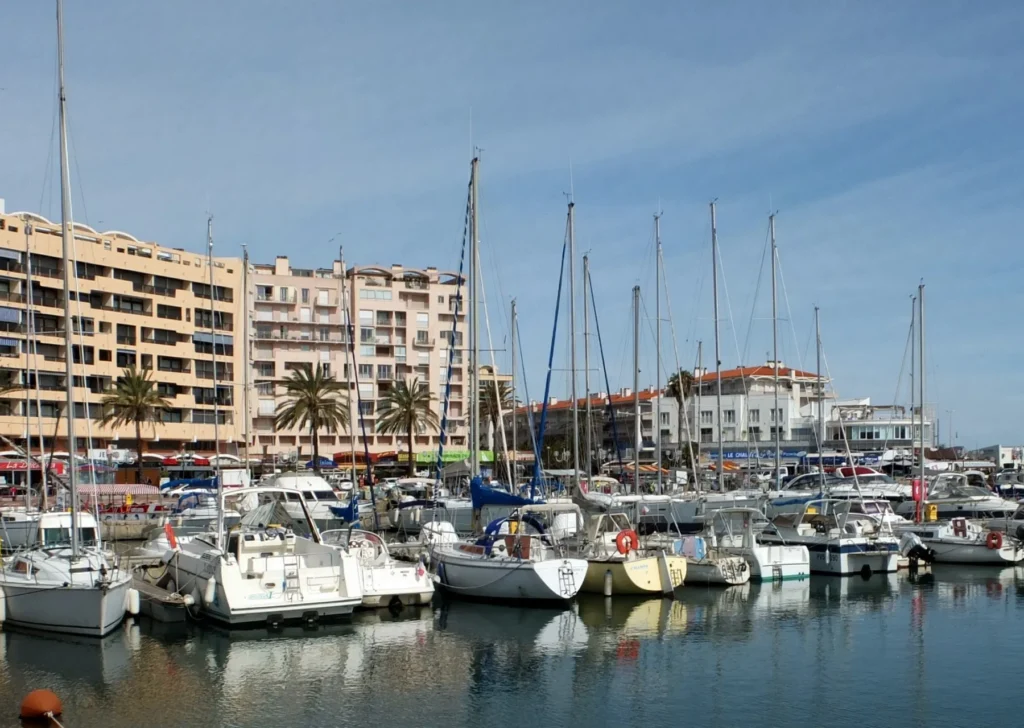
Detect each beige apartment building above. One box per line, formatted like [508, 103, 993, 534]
[250, 258, 471, 462]
[0, 201, 245, 455]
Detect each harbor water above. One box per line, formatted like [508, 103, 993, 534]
[0, 567, 1021, 727]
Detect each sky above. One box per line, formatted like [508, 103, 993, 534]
[2, 1, 1023, 448]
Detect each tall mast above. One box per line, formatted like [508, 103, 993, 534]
[918, 283, 926, 493]
[696, 340, 702, 494]
[242, 244, 251, 481]
[582, 256, 592, 479]
[632, 285, 640, 493]
[567, 201, 579, 492]
[23, 221, 37, 509]
[815, 306, 823, 488]
[510, 299, 518, 483]
[910, 295, 915, 488]
[654, 213, 663, 495]
[340, 247, 358, 484]
[469, 157, 480, 477]
[710, 202, 723, 492]
[770, 214, 780, 490]
[208, 218, 224, 546]
[56, 0, 80, 558]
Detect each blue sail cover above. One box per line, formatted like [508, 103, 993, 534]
[329, 492, 360, 523]
[161, 477, 217, 491]
[471, 475, 538, 511]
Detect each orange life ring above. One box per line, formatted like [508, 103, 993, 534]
[615, 529, 638, 555]
[986, 531, 1003, 550]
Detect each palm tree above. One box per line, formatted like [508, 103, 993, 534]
[665, 368, 696, 468]
[274, 363, 349, 474]
[377, 377, 440, 477]
[99, 365, 171, 483]
[479, 380, 515, 451]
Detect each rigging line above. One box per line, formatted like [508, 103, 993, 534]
[716, 234, 762, 463]
[741, 221, 771, 365]
[659, 243, 698, 474]
[516, 320, 543, 477]
[684, 218, 711, 349]
[820, 339, 865, 498]
[775, 246, 808, 374]
[587, 264, 625, 476]
[475, 231, 513, 485]
[65, 109, 91, 227]
[880, 304, 915, 454]
[38, 53, 60, 218]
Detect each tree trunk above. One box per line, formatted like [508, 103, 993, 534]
[407, 415, 415, 478]
[135, 418, 144, 484]
[311, 420, 320, 475]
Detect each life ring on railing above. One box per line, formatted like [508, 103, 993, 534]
[615, 529, 639, 555]
[986, 531, 1003, 550]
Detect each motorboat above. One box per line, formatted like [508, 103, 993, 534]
[704, 507, 810, 582]
[0, 512, 135, 636]
[893, 517, 1024, 565]
[760, 499, 900, 577]
[574, 512, 686, 595]
[994, 470, 1024, 499]
[259, 471, 344, 523]
[986, 503, 1024, 541]
[320, 527, 434, 608]
[431, 503, 589, 602]
[895, 473, 1019, 520]
[164, 487, 363, 627]
[830, 467, 912, 502]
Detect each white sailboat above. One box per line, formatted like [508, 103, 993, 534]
[704, 507, 809, 582]
[0, 0, 132, 637]
[320, 527, 434, 608]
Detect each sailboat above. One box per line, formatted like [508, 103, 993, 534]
[431, 162, 588, 602]
[0, 0, 133, 637]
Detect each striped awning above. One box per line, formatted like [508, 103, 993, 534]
[193, 332, 233, 346]
[0, 249, 20, 261]
[0, 337, 17, 347]
[78, 484, 161, 496]
[0, 307, 19, 324]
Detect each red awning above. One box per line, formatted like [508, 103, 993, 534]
[79, 484, 161, 496]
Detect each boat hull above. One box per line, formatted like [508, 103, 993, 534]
[1, 579, 131, 637]
[922, 541, 1024, 565]
[742, 544, 810, 582]
[433, 549, 588, 601]
[760, 536, 900, 576]
[581, 555, 687, 595]
[359, 563, 435, 608]
[684, 555, 750, 586]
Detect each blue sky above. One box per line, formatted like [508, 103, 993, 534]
[2, 1, 1022, 447]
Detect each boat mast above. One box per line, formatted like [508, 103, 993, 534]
[23, 221, 38, 509]
[340, 246, 358, 484]
[632, 285, 640, 493]
[208, 218, 224, 546]
[918, 283, 926, 498]
[815, 306, 823, 488]
[567, 201, 579, 493]
[510, 299, 518, 483]
[770, 214, 780, 490]
[696, 339, 702, 494]
[710, 202, 723, 492]
[909, 294, 915, 494]
[654, 213, 663, 495]
[56, 0, 80, 558]
[242, 244, 251, 482]
[582, 256, 592, 479]
[469, 157, 480, 477]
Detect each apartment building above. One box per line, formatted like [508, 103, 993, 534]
[0, 201, 244, 454]
[249, 259, 470, 460]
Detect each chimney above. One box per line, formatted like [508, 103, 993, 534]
[549, 397, 559, 406]
[622, 388, 632, 398]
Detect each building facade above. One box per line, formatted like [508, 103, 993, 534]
[249, 259, 474, 462]
[0, 203, 244, 455]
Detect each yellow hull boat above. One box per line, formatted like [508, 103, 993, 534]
[582, 554, 687, 595]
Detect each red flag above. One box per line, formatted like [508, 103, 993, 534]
[164, 522, 179, 550]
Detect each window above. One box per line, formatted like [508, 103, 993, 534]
[255, 362, 275, 378]
[700, 428, 714, 443]
[749, 409, 760, 423]
[71, 345, 94, 365]
[112, 295, 144, 314]
[322, 363, 331, 377]
[116, 350, 136, 368]
[359, 401, 375, 415]
[360, 327, 375, 343]
[157, 304, 181, 320]
[416, 331, 429, 345]
[99, 349, 111, 362]
[359, 345, 374, 357]
[279, 287, 289, 303]
[358, 364, 373, 379]
[748, 426, 762, 441]
[157, 356, 187, 373]
[700, 410, 713, 425]
[660, 412, 670, 425]
[301, 288, 309, 304]
[377, 365, 392, 380]
[258, 398, 275, 416]
[395, 312, 406, 326]
[395, 346, 407, 362]
[319, 327, 330, 341]
[157, 382, 178, 398]
[438, 295, 444, 303]
[770, 408, 783, 423]
[162, 409, 183, 423]
[317, 290, 329, 306]
[358, 381, 373, 397]
[723, 409, 735, 424]
[359, 310, 373, 324]
[300, 307, 311, 323]
[418, 351, 429, 365]
[116, 324, 136, 345]
[359, 289, 392, 300]
[416, 312, 429, 327]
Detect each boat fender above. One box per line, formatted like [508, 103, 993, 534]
[615, 529, 639, 555]
[603, 569, 614, 597]
[0, 590, 5, 623]
[19, 689, 62, 720]
[127, 588, 141, 616]
[986, 531, 1003, 550]
[203, 576, 218, 606]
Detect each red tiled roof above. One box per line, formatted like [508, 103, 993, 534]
[516, 389, 661, 414]
[696, 365, 818, 383]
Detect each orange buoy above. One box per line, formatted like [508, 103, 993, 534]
[986, 531, 1003, 550]
[19, 689, 62, 720]
[615, 529, 639, 555]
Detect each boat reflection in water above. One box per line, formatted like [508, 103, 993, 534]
[2, 627, 133, 691]
[930, 564, 1024, 605]
[434, 598, 589, 656]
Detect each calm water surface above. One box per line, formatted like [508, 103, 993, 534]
[1, 567, 1022, 728]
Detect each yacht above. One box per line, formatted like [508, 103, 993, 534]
[830, 467, 912, 502]
[260, 471, 343, 523]
[760, 499, 900, 577]
[704, 507, 810, 582]
[165, 487, 363, 627]
[0, 512, 134, 636]
[431, 503, 589, 602]
[320, 527, 434, 608]
[574, 512, 687, 595]
[893, 517, 1024, 565]
[895, 473, 1019, 520]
